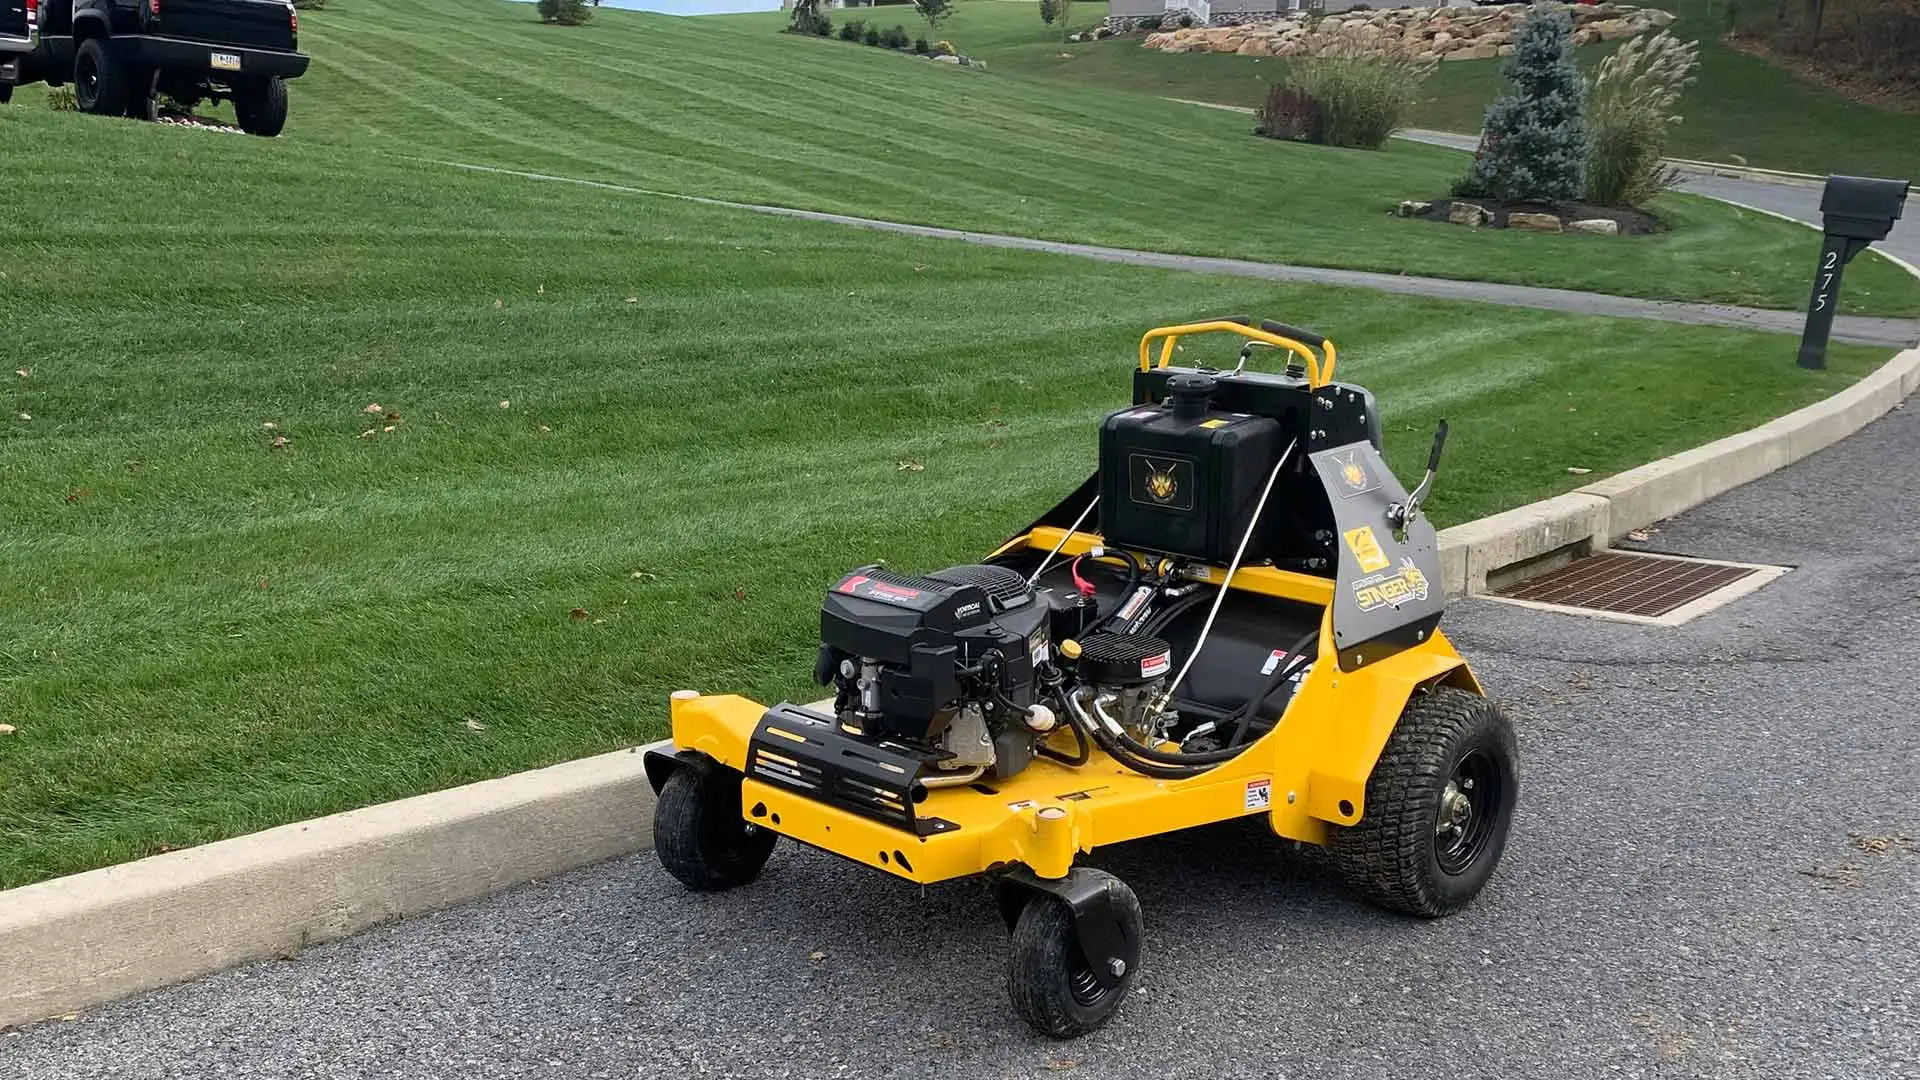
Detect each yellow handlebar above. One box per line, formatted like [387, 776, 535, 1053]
[1137, 319, 1338, 389]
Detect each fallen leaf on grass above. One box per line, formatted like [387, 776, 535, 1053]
[538, 425, 552, 434]
[493, 299, 504, 310]
[569, 607, 590, 621]
[15, 368, 29, 380]
[16, 413, 29, 422]
[261, 421, 278, 431]
[537, 284, 545, 296]
[626, 296, 638, 304]
[363, 403, 384, 415]
[896, 460, 924, 472]
[1566, 467, 1592, 475]
[0, 724, 17, 735]
[464, 718, 488, 732]
[733, 588, 749, 602]
[499, 399, 512, 410]
[630, 570, 658, 581]
[359, 429, 378, 439]
[270, 435, 289, 449]
[383, 425, 396, 434]
[65, 489, 89, 504]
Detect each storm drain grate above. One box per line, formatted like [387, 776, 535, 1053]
[1492, 551, 1789, 625]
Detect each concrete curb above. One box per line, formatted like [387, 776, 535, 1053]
[0, 741, 667, 1031]
[1437, 345, 1920, 597]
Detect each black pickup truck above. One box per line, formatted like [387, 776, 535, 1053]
[0, 0, 308, 136]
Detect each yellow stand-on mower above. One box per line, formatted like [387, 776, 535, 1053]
[646, 317, 1518, 1038]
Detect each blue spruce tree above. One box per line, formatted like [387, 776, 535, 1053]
[1456, 7, 1586, 203]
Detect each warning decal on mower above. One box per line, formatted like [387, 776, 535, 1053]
[1141, 651, 1171, 679]
[1244, 778, 1272, 812]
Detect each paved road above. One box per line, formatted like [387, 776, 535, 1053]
[1399, 127, 1920, 270]
[8, 403, 1920, 1077]
[435, 160, 1919, 350]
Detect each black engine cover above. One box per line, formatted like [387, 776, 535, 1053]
[820, 565, 1049, 739]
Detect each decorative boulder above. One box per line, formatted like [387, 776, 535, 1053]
[1508, 212, 1565, 232]
[1569, 218, 1622, 236]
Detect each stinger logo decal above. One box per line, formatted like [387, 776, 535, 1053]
[1332, 450, 1379, 499]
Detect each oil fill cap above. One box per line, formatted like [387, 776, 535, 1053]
[1167, 372, 1216, 420]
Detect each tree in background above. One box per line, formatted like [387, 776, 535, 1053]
[1455, 7, 1585, 203]
[534, 0, 593, 25]
[914, 0, 954, 42]
[1038, 0, 1074, 40]
[787, 0, 832, 36]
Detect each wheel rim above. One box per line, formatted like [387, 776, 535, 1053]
[1434, 748, 1504, 876]
[77, 55, 98, 106]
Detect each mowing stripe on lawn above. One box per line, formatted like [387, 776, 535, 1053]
[428, 157, 1920, 349]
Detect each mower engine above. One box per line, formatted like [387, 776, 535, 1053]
[818, 564, 1098, 781]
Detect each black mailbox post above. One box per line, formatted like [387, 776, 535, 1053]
[1799, 175, 1911, 369]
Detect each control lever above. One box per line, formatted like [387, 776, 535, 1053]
[1387, 420, 1448, 535]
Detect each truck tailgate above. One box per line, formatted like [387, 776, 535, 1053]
[160, 0, 295, 51]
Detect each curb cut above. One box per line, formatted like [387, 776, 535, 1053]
[0, 741, 668, 1031]
[1438, 345, 1920, 597]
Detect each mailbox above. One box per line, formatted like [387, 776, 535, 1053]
[1799, 174, 1912, 369]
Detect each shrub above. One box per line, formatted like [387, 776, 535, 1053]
[1456, 7, 1585, 203]
[1137, 15, 1162, 30]
[1584, 30, 1699, 207]
[1255, 84, 1319, 142]
[291, 0, 323, 9]
[787, 0, 830, 36]
[914, 36, 929, 53]
[883, 24, 910, 48]
[934, 38, 955, 55]
[1039, 0, 1058, 24]
[1177, 12, 1193, 28]
[535, 0, 592, 25]
[46, 86, 77, 111]
[862, 23, 881, 45]
[839, 18, 864, 40]
[1278, 27, 1433, 150]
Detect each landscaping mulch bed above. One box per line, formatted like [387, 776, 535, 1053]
[1417, 198, 1666, 235]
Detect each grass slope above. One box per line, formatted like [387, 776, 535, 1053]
[13, 0, 1903, 314]
[947, 0, 1920, 180]
[0, 106, 1891, 886]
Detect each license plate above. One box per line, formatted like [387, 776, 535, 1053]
[210, 51, 241, 71]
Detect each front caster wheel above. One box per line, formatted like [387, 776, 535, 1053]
[1006, 869, 1143, 1039]
[652, 762, 775, 892]
[1328, 686, 1518, 917]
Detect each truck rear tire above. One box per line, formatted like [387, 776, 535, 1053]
[74, 38, 130, 117]
[233, 76, 287, 137]
[0, 84, 13, 105]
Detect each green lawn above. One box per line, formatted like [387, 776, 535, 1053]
[12, 0, 1908, 314]
[0, 106, 1893, 887]
[939, 0, 1920, 179]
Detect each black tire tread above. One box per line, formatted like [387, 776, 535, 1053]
[75, 38, 128, 117]
[652, 763, 775, 893]
[234, 75, 288, 137]
[1007, 869, 1141, 1039]
[1328, 686, 1517, 918]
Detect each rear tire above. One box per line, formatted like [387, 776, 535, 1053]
[1327, 686, 1517, 918]
[0, 84, 13, 105]
[124, 65, 156, 120]
[232, 75, 287, 137]
[1007, 870, 1142, 1039]
[74, 38, 129, 117]
[652, 762, 775, 892]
